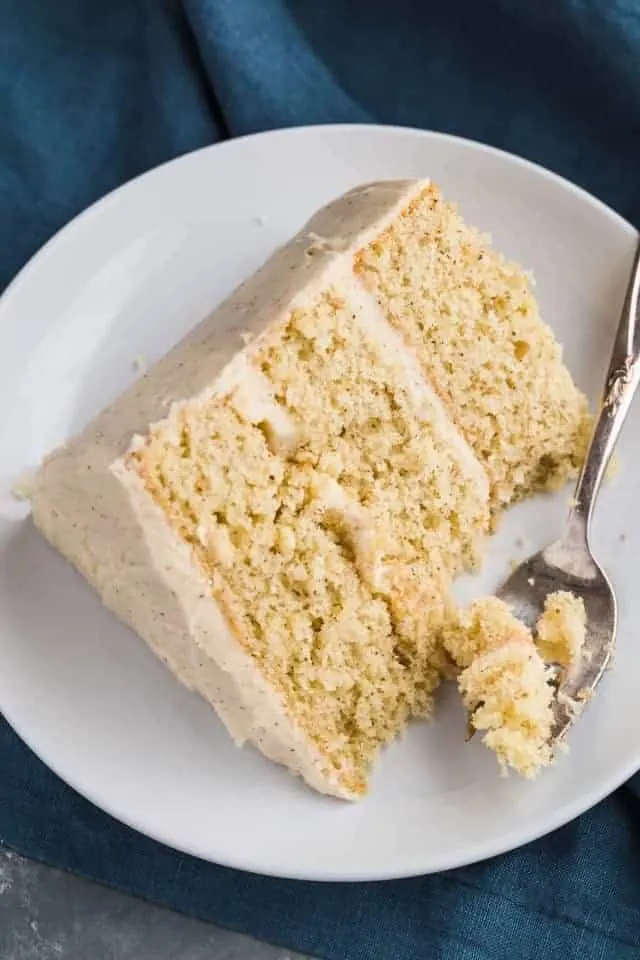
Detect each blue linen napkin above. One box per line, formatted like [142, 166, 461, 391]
[1, 2, 639, 958]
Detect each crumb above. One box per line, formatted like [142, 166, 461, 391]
[254, 214, 268, 226]
[605, 454, 620, 483]
[536, 591, 586, 667]
[443, 597, 554, 778]
[527, 576, 535, 586]
[132, 355, 147, 374]
[514, 536, 524, 548]
[619, 532, 627, 542]
[509, 558, 519, 571]
[11, 470, 36, 501]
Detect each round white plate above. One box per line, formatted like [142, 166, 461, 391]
[0, 125, 638, 882]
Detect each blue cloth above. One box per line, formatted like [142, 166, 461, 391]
[1, 1, 639, 957]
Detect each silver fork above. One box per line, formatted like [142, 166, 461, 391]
[497, 239, 640, 743]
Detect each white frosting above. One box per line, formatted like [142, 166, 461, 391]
[31, 179, 488, 799]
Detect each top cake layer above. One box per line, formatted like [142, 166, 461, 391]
[355, 184, 590, 509]
[31, 180, 590, 798]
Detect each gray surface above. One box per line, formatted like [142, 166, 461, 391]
[0, 847, 308, 960]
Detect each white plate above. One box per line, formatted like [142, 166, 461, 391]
[0, 125, 639, 882]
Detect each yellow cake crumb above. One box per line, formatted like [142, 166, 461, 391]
[355, 184, 591, 511]
[11, 470, 36, 501]
[128, 290, 490, 794]
[605, 454, 620, 483]
[131, 355, 148, 374]
[443, 598, 554, 778]
[536, 591, 586, 667]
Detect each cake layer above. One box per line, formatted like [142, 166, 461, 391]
[255, 288, 489, 578]
[128, 289, 489, 793]
[355, 184, 591, 510]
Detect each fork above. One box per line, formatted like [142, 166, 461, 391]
[497, 238, 640, 743]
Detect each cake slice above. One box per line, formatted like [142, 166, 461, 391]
[31, 180, 588, 797]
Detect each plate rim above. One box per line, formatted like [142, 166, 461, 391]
[1, 123, 636, 318]
[1, 123, 638, 882]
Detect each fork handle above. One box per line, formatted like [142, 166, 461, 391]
[568, 238, 640, 536]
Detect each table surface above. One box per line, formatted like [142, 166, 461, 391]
[0, 847, 308, 960]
